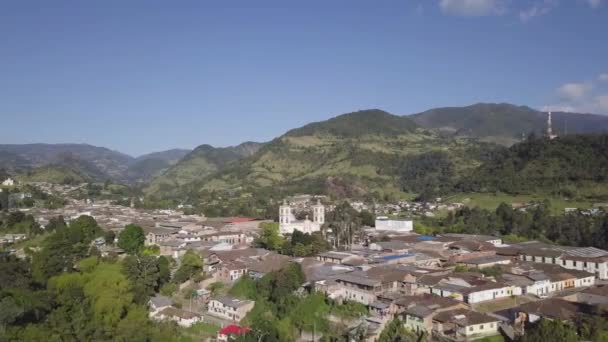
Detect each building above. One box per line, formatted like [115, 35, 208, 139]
[279, 199, 324, 235]
[148, 295, 172, 316]
[433, 308, 501, 340]
[512, 241, 608, 279]
[208, 296, 255, 322]
[217, 325, 252, 342]
[375, 217, 413, 232]
[154, 307, 202, 327]
[1, 178, 15, 186]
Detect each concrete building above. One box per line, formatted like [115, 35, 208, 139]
[208, 296, 255, 322]
[375, 217, 413, 232]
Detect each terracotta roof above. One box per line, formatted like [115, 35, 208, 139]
[219, 325, 251, 335]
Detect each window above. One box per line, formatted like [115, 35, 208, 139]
[562, 260, 566, 266]
[469, 327, 473, 332]
[480, 325, 484, 329]
[573, 261, 577, 267]
[490, 323, 494, 328]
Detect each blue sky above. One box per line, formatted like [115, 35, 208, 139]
[1, 0, 607, 156]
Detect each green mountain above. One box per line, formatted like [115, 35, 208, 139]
[127, 149, 191, 183]
[409, 103, 608, 145]
[146, 109, 495, 201]
[16, 165, 89, 184]
[144, 142, 264, 195]
[459, 134, 608, 199]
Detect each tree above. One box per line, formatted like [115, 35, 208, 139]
[117, 224, 145, 255]
[104, 230, 116, 245]
[378, 317, 418, 342]
[45, 216, 67, 232]
[255, 222, 283, 251]
[173, 250, 204, 284]
[521, 319, 579, 342]
[122, 255, 161, 304]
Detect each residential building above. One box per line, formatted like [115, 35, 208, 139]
[208, 296, 255, 322]
[375, 217, 413, 232]
[154, 307, 202, 327]
[433, 308, 500, 340]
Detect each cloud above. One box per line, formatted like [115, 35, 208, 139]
[557, 82, 593, 101]
[439, 0, 506, 16]
[595, 95, 608, 112]
[519, 0, 559, 21]
[599, 73, 608, 82]
[587, 0, 601, 8]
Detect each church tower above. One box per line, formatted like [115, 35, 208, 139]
[547, 111, 557, 140]
[279, 200, 292, 225]
[312, 199, 325, 224]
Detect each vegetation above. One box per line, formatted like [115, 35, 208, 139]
[172, 250, 204, 284]
[0, 216, 182, 341]
[377, 317, 422, 342]
[117, 224, 145, 255]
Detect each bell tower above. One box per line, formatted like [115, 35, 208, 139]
[312, 199, 325, 224]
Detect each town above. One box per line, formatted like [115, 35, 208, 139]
[2, 178, 608, 341]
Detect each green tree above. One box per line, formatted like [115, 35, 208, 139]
[104, 230, 116, 245]
[122, 255, 161, 304]
[255, 222, 284, 251]
[378, 317, 418, 342]
[117, 224, 145, 255]
[173, 250, 204, 284]
[520, 319, 579, 342]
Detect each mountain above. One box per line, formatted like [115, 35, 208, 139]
[410, 103, 608, 145]
[146, 109, 495, 201]
[0, 144, 197, 184]
[0, 143, 132, 182]
[459, 134, 608, 199]
[144, 142, 264, 195]
[127, 149, 191, 183]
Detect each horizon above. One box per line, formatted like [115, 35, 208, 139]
[1, 1, 607, 155]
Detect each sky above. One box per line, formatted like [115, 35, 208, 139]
[1, 0, 607, 156]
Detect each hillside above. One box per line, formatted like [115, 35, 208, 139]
[144, 142, 264, 195]
[0, 144, 197, 184]
[127, 149, 191, 183]
[459, 134, 608, 199]
[16, 165, 89, 184]
[410, 103, 608, 145]
[146, 110, 496, 201]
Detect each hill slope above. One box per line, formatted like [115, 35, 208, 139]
[127, 149, 191, 183]
[144, 142, 264, 195]
[410, 103, 608, 145]
[459, 134, 608, 199]
[147, 110, 496, 201]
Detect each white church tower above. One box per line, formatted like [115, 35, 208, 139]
[279, 200, 292, 225]
[312, 199, 325, 225]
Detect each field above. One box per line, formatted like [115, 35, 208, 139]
[178, 322, 220, 342]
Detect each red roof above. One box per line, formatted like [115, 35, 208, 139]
[224, 217, 256, 223]
[219, 325, 251, 335]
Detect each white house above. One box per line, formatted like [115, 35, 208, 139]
[279, 199, 324, 235]
[208, 296, 255, 322]
[154, 307, 202, 327]
[375, 217, 413, 232]
[1, 178, 15, 186]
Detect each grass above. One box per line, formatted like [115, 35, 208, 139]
[178, 322, 220, 342]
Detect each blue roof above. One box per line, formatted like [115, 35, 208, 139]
[382, 253, 414, 261]
[417, 236, 436, 241]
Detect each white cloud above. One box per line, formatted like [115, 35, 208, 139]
[557, 82, 593, 101]
[595, 95, 608, 112]
[588, 0, 601, 9]
[599, 73, 608, 82]
[439, 0, 506, 16]
[519, 0, 559, 22]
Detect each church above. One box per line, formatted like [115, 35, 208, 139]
[279, 199, 325, 235]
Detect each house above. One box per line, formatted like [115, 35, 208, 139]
[217, 260, 248, 282]
[145, 227, 176, 246]
[425, 274, 522, 304]
[245, 253, 292, 279]
[369, 241, 409, 253]
[217, 325, 252, 341]
[1, 178, 15, 186]
[154, 307, 202, 327]
[514, 241, 608, 279]
[561, 285, 608, 306]
[433, 308, 501, 340]
[442, 234, 503, 247]
[208, 296, 255, 322]
[459, 255, 511, 269]
[148, 295, 172, 316]
[399, 294, 468, 333]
